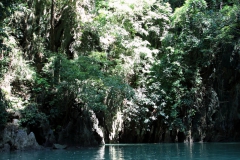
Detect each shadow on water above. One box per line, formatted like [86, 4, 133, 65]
[1, 143, 240, 160]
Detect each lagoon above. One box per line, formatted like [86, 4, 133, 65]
[1, 143, 240, 160]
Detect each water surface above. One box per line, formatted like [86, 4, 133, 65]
[1, 143, 240, 160]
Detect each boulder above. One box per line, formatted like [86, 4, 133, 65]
[1, 123, 42, 151]
[52, 143, 67, 149]
[14, 130, 42, 150]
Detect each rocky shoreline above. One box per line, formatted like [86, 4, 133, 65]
[0, 122, 42, 152]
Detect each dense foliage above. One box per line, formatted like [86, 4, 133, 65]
[1, 0, 240, 144]
[0, 90, 10, 129]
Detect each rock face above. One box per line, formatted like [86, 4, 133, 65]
[0, 123, 42, 151]
[57, 110, 104, 146]
[116, 87, 240, 143]
[43, 129, 56, 147]
[2, 81, 237, 148]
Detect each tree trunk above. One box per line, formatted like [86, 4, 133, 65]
[50, 0, 55, 52]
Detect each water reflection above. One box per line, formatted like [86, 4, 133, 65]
[185, 142, 193, 159]
[1, 143, 240, 160]
[94, 145, 105, 160]
[109, 145, 124, 160]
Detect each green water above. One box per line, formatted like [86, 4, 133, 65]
[1, 143, 240, 160]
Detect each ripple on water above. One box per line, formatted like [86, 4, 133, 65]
[1, 143, 240, 160]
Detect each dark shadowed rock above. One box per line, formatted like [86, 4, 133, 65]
[44, 129, 56, 147]
[53, 143, 67, 149]
[0, 143, 10, 152]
